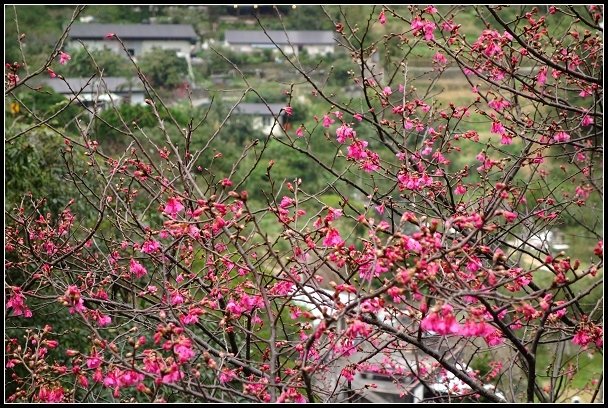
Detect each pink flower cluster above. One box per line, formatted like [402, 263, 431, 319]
[572, 324, 603, 348]
[411, 16, 436, 41]
[345, 138, 380, 172]
[64, 285, 86, 314]
[103, 367, 145, 397]
[421, 304, 461, 335]
[397, 171, 433, 191]
[472, 29, 513, 58]
[163, 196, 184, 218]
[129, 258, 148, 278]
[6, 287, 32, 318]
[37, 386, 65, 402]
[336, 124, 356, 143]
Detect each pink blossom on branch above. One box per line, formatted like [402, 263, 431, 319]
[323, 228, 344, 247]
[163, 196, 184, 218]
[553, 131, 571, 143]
[58, 51, 71, 65]
[129, 258, 148, 278]
[420, 304, 461, 335]
[378, 9, 386, 25]
[322, 114, 335, 128]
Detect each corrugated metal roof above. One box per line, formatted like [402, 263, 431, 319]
[69, 23, 198, 41]
[40, 76, 145, 94]
[225, 30, 336, 46]
[233, 102, 287, 116]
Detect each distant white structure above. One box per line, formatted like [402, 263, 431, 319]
[233, 102, 289, 136]
[224, 30, 336, 56]
[69, 23, 198, 78]
[40, 76, 147, 108]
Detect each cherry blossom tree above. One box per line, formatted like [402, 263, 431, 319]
[5, 5, 603, 403]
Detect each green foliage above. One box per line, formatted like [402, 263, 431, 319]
[138, 48, 188, 89]
[13, 87, 84, 133]
[5, 123, 98, 221]
[95, 102, 193, 145]
[4, 5, 74, 66]
[58, 47, 132, 77]
[84, 5, 155, 23]
[326, 57, 357, 87]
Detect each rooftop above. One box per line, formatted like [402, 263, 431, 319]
[233, 102, 287, 116]
[225, 30, 336, 46]
[69, 23, 198, 42]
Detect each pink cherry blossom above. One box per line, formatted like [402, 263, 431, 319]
[219, 368, 237, 384]
[433, 52, 448, 65]
[141, 239, 161, 254]
[129, 258, 148, 278]
[6, 287, 32, 318]
[491, 121, 506, 135]
[322, 114, 335, 128]
[58, 51, 71, 65]
[553, 131, 570, 143]
[336, 124, 356, 143]
[378, 9, 386, 25]
[581, 115, 594, 126]
[537, 66, 548, 85]
[323, 228, 344, 247]
[420, 304, 461, 335]
[164, 197, 184, 218]
[502, 211, 517, 222]
[454, 184, 467, 195]
[86, 352, 103, 369]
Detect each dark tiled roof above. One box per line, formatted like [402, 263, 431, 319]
[69, 23, 198, 41]
[40, 76, 145, 94]
[225, 30, 335, 46]
[234, 102, 287, 116]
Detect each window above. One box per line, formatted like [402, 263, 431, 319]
[262, 116, 273, 127]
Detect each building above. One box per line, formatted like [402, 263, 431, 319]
[233, 102, 288, 136]
[68, 23, 198, 77]
[69, 23, 198, 58]
[224, 30, 336, 56]
[40, 76, 147, 108]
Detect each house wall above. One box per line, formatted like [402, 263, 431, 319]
[304, 44, 335, 56]
[117, 92, 146, 106]
[72, 39, 191, 58]
[141, 40, 193, 57]
[250, 115, 285, 136]
[73, 40, 123, 54]
[226, 42, 334, 56]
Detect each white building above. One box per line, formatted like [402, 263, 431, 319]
[68, 23, 198, 77]
[233, 102, 288, 136]
[40, 76, 147, 108]
[224, 30, 336, 56]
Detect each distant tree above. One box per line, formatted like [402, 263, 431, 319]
[59, 48, 132, 77]
[137, 48, 188, 89]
